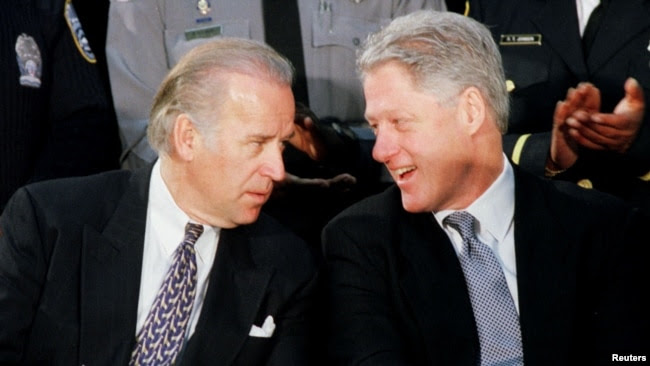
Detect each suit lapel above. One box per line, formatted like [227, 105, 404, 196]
[587, 0, 650, 73]
[512, 171, 578, 365]
[78, 167, 151, 364]
[180, 226, 272, 365]
[398, 209, 478, 365]
[397, 170, 585, 364]
[531, 0, 588, 79]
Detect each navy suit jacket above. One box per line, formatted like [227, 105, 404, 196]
[469, 0, 650, 210]
[323, 168, 649, 365]
[0, 166, 318, 365]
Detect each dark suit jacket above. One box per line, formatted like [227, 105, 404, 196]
[0, 166, 318, 365]
[469, 0, 650, 210]
[322, 169, 649, 365]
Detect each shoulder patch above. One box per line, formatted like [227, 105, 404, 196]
[64, 0, 96, 63]
[15, 33, 43, 88]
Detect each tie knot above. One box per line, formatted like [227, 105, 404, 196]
[184, 222, 204, 246]
[443, 211, 477, 242]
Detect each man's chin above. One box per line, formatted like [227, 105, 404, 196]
[400, 194, 428, 213]
[234, 208, 263, 226]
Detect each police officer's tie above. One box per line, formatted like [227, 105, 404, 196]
[444, 211, 523, 366]
[129, 222, 204, 366]
[263, 0, 309, 106]
[582, 0, 608, 57]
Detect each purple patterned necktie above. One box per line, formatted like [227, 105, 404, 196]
[129, 222, 204, 366]
[444, 211, 523, 366]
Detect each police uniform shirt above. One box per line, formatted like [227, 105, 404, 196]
[106, 0, 446, 168]
[297, 0, 446, 123]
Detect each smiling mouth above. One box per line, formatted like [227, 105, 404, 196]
[392, 166, 416, 179]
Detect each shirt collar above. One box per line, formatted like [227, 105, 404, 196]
[149, 160, 219, 260]
[433, 154, 515, 243]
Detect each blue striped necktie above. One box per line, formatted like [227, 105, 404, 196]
[129, 222, 204, 366]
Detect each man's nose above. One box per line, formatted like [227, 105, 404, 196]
[260, 145, 286, 182]
[372, 128, 399, 163]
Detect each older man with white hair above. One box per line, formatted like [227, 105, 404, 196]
[0, 38, 318, 366]
[323, 10, 649, 366]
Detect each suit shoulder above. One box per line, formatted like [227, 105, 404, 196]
[549, 178, 634, 212]
[321, 186, 408, 253]
[325, 185, 401, 230]
[19, 169, 133, 220]
[526, 172, 643, 227]
[245, 213, 318, 273]
[248, 213, 304, 240]
[26, 169, 129, 198]
[332, 185, 400, 220]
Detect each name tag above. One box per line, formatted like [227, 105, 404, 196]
[185, 25, 222, 41]
[499, 34, 542, 46]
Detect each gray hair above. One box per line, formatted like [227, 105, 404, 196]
[358, 10, 509, 133]
[148, 37, 295, 154]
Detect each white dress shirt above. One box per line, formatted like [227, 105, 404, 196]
[136, 160, 220, 341]
[433, 154, 519, 313]
[576, 0, 601, 36]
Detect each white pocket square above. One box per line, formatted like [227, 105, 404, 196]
[248, 315, 275, 338]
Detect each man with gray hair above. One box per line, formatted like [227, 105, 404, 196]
[0, 38, 318, 365]
[322, 10, 649, 365]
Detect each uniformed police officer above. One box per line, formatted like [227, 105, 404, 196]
[1, 0, 120, 211]
[106, 0, 447, 169]
[468, 0, 650, 211]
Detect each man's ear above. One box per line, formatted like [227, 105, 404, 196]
[458, 86, 487, 135]
[170, 114, 199, 161]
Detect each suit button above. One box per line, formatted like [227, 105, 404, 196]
[506, 79, 515, 92]
[577, 179, 593, 189]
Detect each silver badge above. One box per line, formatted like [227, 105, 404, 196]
[197, 0, 211, 15]
[15, 33, 42, 88]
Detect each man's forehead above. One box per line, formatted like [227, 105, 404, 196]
[239, 115, 294, 135]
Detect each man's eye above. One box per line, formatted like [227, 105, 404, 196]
[249, 140, 265, 153]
